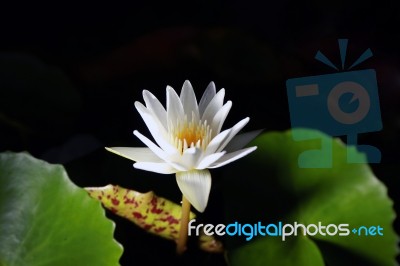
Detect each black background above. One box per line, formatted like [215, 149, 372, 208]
[1, 1, 399, 265]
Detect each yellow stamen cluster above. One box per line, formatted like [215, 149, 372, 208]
[170, 116, 212, 153]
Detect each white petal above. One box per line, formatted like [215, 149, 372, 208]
[130, 132, 186, 171]
[143, 90, 167, 130]
[135, 102, 177, 154]
[210, 101, 232, 136]
[180, 80, 199, 122]
[203, 128, 232, 156]
[216, 117, 250, 152]
[167, 85, 184, 127]
[167, 162, 187, 172]
[223, 129, 263, 153]
[134, 162, 177, 174]
[168, 161, 189, 172]
[135, 101, 165, 135]
[209, 146, 257, 168]
[196, 151, 226, 169]
[176, 169, 211, 212]
[105, 147, 163, 162]
[133, 130, 169, 161]
[178, 147, 203, 170]
[201, 88, 225, 126]
[199, 81, 216, 116]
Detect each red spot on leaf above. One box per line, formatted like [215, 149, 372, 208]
[154, 227, 166, 233]
[150, 207, 162, 214]
[158, 215, 179, 224]
[151, 207, 163, 214]
[111, 198, 120, 205]
[165, 215, 179, 224]
[151, 196, 157, 205]
[132, 212, 143, 219]
[143, 224, 153, 230]
[150, 196, 163, 214]
[124, 197, 135, 204]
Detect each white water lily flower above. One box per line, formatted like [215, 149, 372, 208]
[106, 80, 257, 212]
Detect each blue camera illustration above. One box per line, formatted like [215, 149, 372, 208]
[286, 39, 382, 168]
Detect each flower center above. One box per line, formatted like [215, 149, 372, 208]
[170, 117, 212, 153]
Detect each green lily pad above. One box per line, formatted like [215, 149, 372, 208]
[224, 129, 398, 266]
[0, 152, 123, 266]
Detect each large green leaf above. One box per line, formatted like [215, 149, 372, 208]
[224, 129, 398, 266]
[0, 152, 123, 266]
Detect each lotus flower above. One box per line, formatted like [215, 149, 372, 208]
[106, 80, 257, 212]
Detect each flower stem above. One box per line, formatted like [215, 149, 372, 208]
[176, 195, 191, 255]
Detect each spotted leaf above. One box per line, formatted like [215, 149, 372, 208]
[85, 185, 196, 240]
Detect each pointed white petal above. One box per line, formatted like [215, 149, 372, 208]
[209, 146, 257, 168]
[204, 128, 232, 156]
[201, 89, 225, 126]
[167, 162, 187, 172]
[105, 147, 163, 162]
[210, 101, 232, 135]
[133, 130, 169, 161]
[199, 81, 216, 116]
[134, 162, 177, 174]
[135, 102, 167, 140]
[135, 102, 177, 154]
[178, 147, 203, 170]
[167, 85, 184, 127]
[196, 151, 226, 169]
[216, 117, 250, 152]
[143, 90, 167, 130]
[176, 169, 211, 212]
[135, 101, 165, 134]
[180, 80, 199, 122]
[224, 129, 263, 152]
